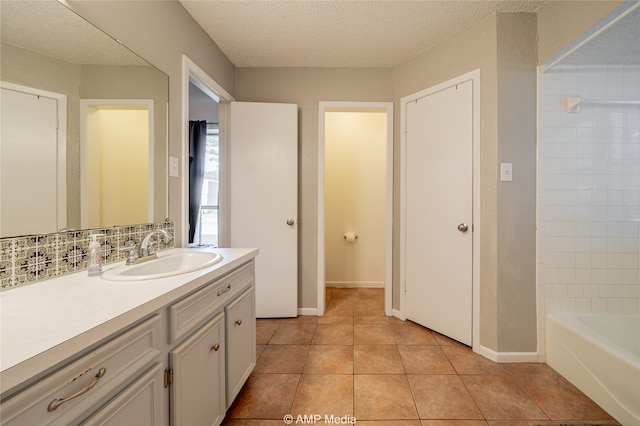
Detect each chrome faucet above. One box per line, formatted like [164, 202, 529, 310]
[139, 229, 173, 258]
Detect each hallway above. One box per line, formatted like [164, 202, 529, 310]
[224, 288, 617, 425]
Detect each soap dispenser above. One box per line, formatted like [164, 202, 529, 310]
[88, 234, 104, 276]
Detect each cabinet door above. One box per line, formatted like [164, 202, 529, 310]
[225, 288, 256, 406]
[170, 312, 225, 426]
[79, 363, 166, 426]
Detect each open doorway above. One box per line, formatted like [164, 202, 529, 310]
[188, 83, 219, 247]
[317, 102, 393, 316]
[80, 99, 153, 229]
[182, 55, 235, 248]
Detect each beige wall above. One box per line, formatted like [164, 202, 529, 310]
[87, 108, 149, 227]
[537, 1, 624, 65]
[235, 68, 393, 308]
[393, 13, 538, 353]
[393, 13, 537, 352]
[62, 1, 620, 354]
[324, 111, 387, 287]
[63, 0, 624, 246]
[235, 15, 538, 352]
[495, 13, 538, 352]
[66, 0, 235, 244]
[1, 43, 168, 229]
[393, 13, 501, 349]
[1, 42, 82, 228]
[81, 65, 168, 226]
[235, 14, 533, 352]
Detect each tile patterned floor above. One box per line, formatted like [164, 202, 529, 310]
[224, 288, 619, 426]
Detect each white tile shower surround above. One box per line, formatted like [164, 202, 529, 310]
[537, 65, 640, 360]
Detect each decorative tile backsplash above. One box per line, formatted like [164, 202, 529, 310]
[0, 221, 174, 290]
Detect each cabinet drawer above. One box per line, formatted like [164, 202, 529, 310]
[1, 315, 161, 426]
[169, 261, 254, 343]
[225, 287, 256, 406]
[79, 362, 166, 426]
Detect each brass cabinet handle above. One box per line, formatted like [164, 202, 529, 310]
[211, 343, 220, 352]
[235, 319, 242, 326]
[48, 367, 107, 412]
[217, 285, 231, 297]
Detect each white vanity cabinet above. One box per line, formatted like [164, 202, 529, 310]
[167, 260, 256, 425]
[225, 287, 256, 406]
[0, 314, 163, 426]
[79, 362, 166, 426]
[169, 312, 226, 426]
[0, 253, 257, 426]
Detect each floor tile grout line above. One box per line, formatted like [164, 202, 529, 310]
[252, 289, 617, 424]
[506, 372, 555, 422]
[455, 373, 494, 422]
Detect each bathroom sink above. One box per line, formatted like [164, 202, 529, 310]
[101, 250, 223, 281]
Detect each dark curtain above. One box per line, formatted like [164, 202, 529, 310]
[188, 120, 207, 244]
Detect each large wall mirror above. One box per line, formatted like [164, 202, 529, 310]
[0, 0, 168, 238]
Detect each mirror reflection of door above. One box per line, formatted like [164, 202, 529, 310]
[81, 100, 153, 228]
[0, 83, 67, 237]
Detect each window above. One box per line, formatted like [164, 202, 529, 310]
[194, 123, 219, 246]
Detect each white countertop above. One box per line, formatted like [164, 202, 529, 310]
[0, 247, 258, 395]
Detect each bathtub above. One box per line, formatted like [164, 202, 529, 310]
[546, 313, 640, 426]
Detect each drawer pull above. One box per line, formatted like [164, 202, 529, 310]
[47, 367, 107, 412]
[211, 343, 220, 352]
[217, 285, 231, 296]
[235, 319, 243, 326]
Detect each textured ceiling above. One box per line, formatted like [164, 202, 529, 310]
[3, 1, 637, 70]
[1, 0, 147, 66]
[179, 0, 545, 68]
[558, 4, 640, 66]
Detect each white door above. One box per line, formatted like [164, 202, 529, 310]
[228, 102, 298, 318]
[1, 87, 60, 237]
[404, 80, 473, 345]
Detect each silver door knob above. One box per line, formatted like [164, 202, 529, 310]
[457, 223, 469, 232]
[286, 218, 295, 226]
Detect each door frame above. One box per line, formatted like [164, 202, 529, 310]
[400, 69, 481, 351]
[1, 81, 67, 233]
[80, 99, 154, 228]
[181, 55, 234, 247]
[317, 102, 394, 316]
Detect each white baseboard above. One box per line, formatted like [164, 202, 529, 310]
[298, 307, 320, 316]
[325, 281, 384, 288]
[391, 308, 405, 320]
[477, 345, 539, 363]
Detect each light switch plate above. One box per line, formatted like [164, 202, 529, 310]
[500, 163, 513, 182]
[169, 156, 179, 177]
